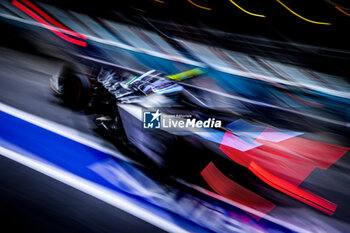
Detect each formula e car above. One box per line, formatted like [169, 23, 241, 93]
[51, 64, 349, 219]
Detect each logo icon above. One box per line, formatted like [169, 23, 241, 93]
[143, 109, 161, 129]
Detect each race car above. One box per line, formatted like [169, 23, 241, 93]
[51, 63, 349, 220]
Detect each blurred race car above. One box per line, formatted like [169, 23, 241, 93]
[51, 64, 349, 219]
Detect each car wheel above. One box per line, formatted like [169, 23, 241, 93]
[60, 68, 91, 108]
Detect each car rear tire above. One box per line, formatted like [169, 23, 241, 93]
[59, 66, 91, 108]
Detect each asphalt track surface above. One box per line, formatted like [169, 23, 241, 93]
[1, 47, 350, 232]
[0, 48, 165, 233]
[0, 155, 164, 233]
[0, 48, 100, 136]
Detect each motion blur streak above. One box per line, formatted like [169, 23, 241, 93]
[220, 127, 349, 214]
[335, 6, 350, 17]
[254, 137, 349, 170]
[154, 0, 165, 3]
[0, 102, 130, 162]
[282, 90, 324, 108]
[201, 162, 276, 221]
[12, 0, 87, 46]
[187, 0, 212, 11]
[19, 0, 87, 39]
[325, 0, 350, 10]
[0, 146, 188, 233]
[248, 161, 337, 215]
[221, 134, 349, 185]
[275, 0, 331, 25]
[228, 0, 266, 18]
